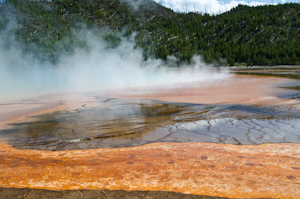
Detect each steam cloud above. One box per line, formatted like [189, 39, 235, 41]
[121, 0, 146, 10]
[0, 22, 230, 103]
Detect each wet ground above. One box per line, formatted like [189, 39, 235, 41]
[1, 94, 300, 150]
[0, 74, 300, 198]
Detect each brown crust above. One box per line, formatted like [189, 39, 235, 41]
[0, 142, 299, 198]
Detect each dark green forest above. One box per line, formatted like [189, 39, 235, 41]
[0, 0, 300, 66]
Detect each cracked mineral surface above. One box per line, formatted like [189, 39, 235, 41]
[0, 74, 300, 198]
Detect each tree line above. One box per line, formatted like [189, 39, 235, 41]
[0, 0, 299, 66]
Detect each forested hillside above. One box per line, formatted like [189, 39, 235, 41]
[0, 0, 299, 66]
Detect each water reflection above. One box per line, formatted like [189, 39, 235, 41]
[168, 117, 300, 145]
[1, 97, 300, 150]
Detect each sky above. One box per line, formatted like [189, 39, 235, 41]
[153, 0, 299, 14]
[0, 0, 299, 14]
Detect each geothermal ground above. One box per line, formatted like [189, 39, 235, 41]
[0, 73, 300, 198]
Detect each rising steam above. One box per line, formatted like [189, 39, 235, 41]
[0, 22, 230, 103]
[120, 0, 146, 10]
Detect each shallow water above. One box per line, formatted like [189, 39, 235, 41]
[1, 92, 300, 150]
[1, 74, 300, 199]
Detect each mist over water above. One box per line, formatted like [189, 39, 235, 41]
[0, 26, 230, 103]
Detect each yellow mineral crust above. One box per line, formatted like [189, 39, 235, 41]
[0, 142, 299, 198]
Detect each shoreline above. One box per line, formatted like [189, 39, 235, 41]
[0, 74, 295, 129]
[0, 73, 300, 198]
